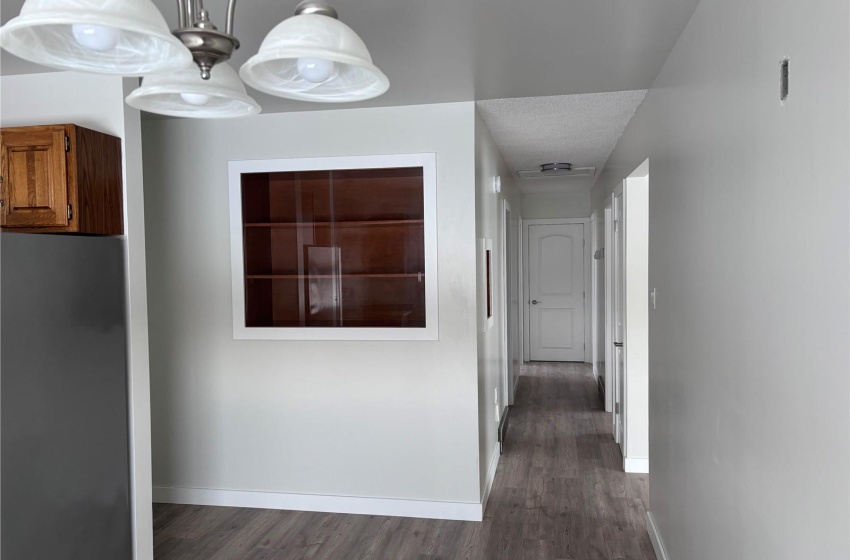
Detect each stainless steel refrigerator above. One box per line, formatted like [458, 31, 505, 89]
[1, 232, 132, 560]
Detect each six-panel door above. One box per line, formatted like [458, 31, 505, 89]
[0, 128, 68, 228]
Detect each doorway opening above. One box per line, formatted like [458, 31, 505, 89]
[601, 159, 649, 473]
[501, 200, 520, 406]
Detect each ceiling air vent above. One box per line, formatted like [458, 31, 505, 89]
[517, 163, 596, 179]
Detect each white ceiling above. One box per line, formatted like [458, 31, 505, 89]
[477, 91, 647, 194]
[1, 0, 701, 112]
[0, 1, 686, 195]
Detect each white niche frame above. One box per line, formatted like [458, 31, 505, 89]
[229, 153, 439, 341]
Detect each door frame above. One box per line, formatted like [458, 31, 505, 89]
[522, 218, 592, 363]
[590, 211, 600, 376]
[500, 199, 513, 406]
[620, 160, 650, 473]
[517, 217, 525, 371]
[611, 181, 625, 447]
[603, 201, 614, 413]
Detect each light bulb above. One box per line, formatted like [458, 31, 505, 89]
[180, 92, 212, 106]
[72, 24, 120, 52]
[296, 58, 335, 83]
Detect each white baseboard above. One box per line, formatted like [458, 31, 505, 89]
[480, 446, 501, 515]
[646, 511, 670, 560]
[624, 457, 649, 473]
[153, 486, 483, 521]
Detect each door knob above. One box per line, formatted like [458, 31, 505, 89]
[531, 300, 541, 305]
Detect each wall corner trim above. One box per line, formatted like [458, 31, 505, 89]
[153, 486, 484, 522]
[480, 446, 501, 516]
[624, 457, 649, 474]
[646, 511, 671, 560]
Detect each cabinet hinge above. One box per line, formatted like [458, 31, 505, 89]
[65, 136, 70, 152]
[67, 204, 73, 221]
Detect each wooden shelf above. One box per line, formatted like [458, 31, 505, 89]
[244, 219, 423, 228]
[247, 273, 424, 280]
[240, 166, 426, 329]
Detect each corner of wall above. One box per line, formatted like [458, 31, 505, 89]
[646, 512, 670, 560]
[120, 78, 155, 560]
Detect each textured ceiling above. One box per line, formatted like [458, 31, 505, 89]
[1, 0, 699, 113]
[477, 91, 647, 194]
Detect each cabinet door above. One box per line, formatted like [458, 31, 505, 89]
[1, 129, 69, 228]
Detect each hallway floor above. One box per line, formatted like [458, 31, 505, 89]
[152, 362, 655, 559]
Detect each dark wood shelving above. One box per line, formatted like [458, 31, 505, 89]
[241, 166, 426, 329]
[244, 219, 423, 228]
[247, 273, 424, 280]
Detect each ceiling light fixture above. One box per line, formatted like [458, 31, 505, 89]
[125, 62, 260, 119]
[517, 163, 598, 179]
[239, 1, 389, 103]
[541, 163, 573, 172]
[0, 0, 191, 75]
[0, 0, 389, 117]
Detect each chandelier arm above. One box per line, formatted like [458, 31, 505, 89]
[176, 0, 188, 28]
[225, 0, 238, 36]
[186, 0, 196, 27]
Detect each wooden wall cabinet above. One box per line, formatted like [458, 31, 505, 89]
[0, 124, 123, 234]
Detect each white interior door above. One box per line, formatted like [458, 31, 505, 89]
[528, 223, 586, 362]
[612, 189, 626, 450]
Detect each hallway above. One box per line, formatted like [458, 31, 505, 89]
[152, 363, 654, 559]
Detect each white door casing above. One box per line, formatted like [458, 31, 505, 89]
[527, 222, 586, 362]
[517, 218, 525, 370]
[612, 185, 626, 450]
[603, 203, 614, 413]
[501, 200, 513, 408]
[621, 165, 649, 473]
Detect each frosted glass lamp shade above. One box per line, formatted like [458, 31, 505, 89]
[239, 14, 389, 103]
[0, 0, 191, 75]
[125, 62, 261, 119]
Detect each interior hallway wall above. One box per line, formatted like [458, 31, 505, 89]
[590, 0, 849, 557]
[0, 71, 154, 560]
[474, 108, 523, 497]
[522, 190, 591, 219]
[142, 102, 484, 510]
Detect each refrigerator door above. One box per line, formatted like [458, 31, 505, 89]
[1, 233, 132, 560]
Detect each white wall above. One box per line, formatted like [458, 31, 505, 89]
[522, 190, 591, 219]
[590, 0, 850, 557]
[142, 102, 485, 511]
[473, 108, 523, 498]
[0, 72, 154, 560]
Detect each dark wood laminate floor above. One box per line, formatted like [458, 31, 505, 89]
[153, 362, 655, 560]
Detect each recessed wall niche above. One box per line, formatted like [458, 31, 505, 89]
[229, 154, 438, 340]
